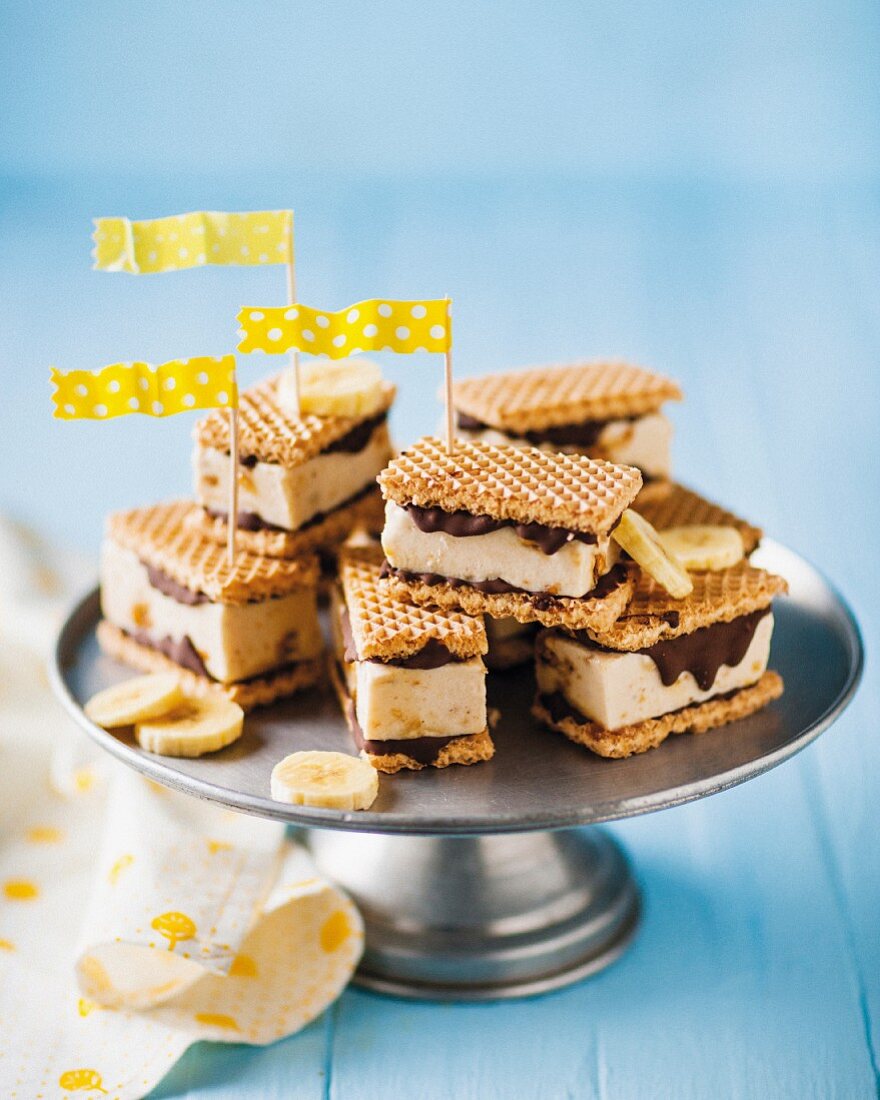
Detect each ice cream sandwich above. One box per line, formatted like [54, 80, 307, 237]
[330, 544, 493, 773]
[97, 501, 323, 709]
[378, 437, 642, 631]
[533, 562, 786, 757]
[190, 370, 393, 557]
[452, 361, 682, 480]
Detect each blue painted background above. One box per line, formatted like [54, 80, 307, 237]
[2, 2, 878, 1096]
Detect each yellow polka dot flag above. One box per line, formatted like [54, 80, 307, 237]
[50, 356, 238, 420]
[237, 298, 452, 360]
[92, 210, 293, 274]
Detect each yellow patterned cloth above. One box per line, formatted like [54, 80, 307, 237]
[237, 298, 452, 359]
[50, 357, 238, 420]
[0, 520, 362, 1099]
[92, 211, 293, 274]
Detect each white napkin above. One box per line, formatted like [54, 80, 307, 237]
[0, 517, 363, 1099]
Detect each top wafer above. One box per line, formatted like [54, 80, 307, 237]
[106, 500, 318, 604]
[452, 361, 682, 433]
[585, 561, 788, 651]
[194, 371, 396, 468]
[378, 437, 642, 536]
[339, 544, 487, 662]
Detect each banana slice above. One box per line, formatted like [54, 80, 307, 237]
[135, 696, 244, 758]
[270, 750, 378, 811]
[658, 525, 744, 571]
[85, 673, 184, 728]
[278, 358, 385, 418]
[612, 509, 694, 599]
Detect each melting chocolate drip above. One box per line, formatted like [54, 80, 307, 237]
[336, 664, 459, 763]
[404, 502, 598, 554]
[126, 628, 211, 678]
[144, 563, 209, 605]
[339, 604, 462, 669]
[237, 413, 387, 467]
[456, 410, 637, 449]
[381, 561, 626, 605]
[640, 608, 770, 691]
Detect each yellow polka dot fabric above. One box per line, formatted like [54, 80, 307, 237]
[92, 210, 293, 273]
[0, 527, 363, 1098]
[50, 356, 238, 420]
[237, 298, 452, 359]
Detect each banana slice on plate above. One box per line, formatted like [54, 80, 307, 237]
[270, 750, 379, 811]
[135, 696, 244, 758]
[278, 358, 385, 418]
[85, 673, 184, 728]
[612, 509, 694, 599]
[657, 525, 744, 571]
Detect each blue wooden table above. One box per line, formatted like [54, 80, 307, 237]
[2, 1, 878, 1095]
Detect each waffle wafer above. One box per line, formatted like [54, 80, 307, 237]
[533, 671, 783, 758]
[185, 485, 385, 560]
[378, 437, 642, 536]
[452, 361, 682, 434]
[194, 372, 396, 468]
[97, 622, 323, 711]
[340, 544, 486, 662]
[107, 501, 318, 604]
[381, 564, 635, 631]
[586, 562, 787, 651]
[633, 481, 763, 555]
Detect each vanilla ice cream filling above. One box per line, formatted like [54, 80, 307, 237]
[193, 422, 391, 531]
[100, 542, 322, 684]
[381, 501, 617, 598]
[536, 614, 774, 730]
[458, 412, 672, 479]
[346, 656, 487, 741]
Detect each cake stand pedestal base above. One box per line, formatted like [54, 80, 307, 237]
[306, 827, 641, 1001]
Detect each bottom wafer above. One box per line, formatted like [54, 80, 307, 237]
[380, 564, 635, 632]
[328, 658, 495, 774]
[532, 670, 783, 759]
[97, 621, 323, 711]
[185, 484, 386, 560]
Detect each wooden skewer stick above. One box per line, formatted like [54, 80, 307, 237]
[443, 296, 455, 455]
[227, 403, 239, 565]
[286, 220, 301, 418]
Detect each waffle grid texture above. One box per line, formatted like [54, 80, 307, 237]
[585, 562, 788, 650]
[378, 437, 642, 535]
[340, 545, 487, 661]
[194, 372, 396, 468]
[452, 361, 682, 432]
[633, 481, 763, 554]
[106, 500, 318, 604]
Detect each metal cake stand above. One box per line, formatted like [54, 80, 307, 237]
[51, 540, 863, 1000]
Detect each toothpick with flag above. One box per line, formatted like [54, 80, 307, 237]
[236, 295, 457, 452]
[72, 208, 299, 561]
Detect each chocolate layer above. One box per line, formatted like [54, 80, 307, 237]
[404, 502, 598, 553]
[238, 413, 387, 467]
[336, 663, 461, 763]
[339, 603, 462, 669]
[566, 606, 771, 692]
[381, 561, 626, 609]
[143, 562, 209, 605]
[456, 410, 638, 449]
[125, 628, 211, 678]
[640, 608, 770, 691]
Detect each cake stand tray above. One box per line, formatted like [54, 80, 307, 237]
[51, 540, 863, 1000]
